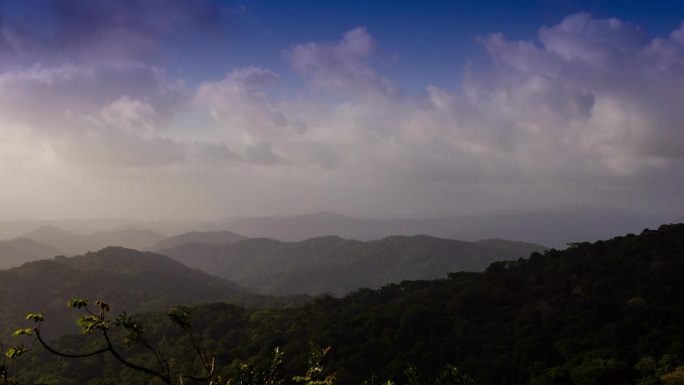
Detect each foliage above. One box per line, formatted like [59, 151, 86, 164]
[5, 223, 684, 385]
[0, 247, 310, 339]
[292, 344, 335, 385]
[158, 235, 525, 295]
[9, 298, 216, 385]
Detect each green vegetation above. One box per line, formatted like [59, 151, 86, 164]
[3, 224, 684, 384]
[158, 235, 528, 295]
[6, 300, 474, 385]
[473, 238, 548, 256]
[0, 247, 309, 338]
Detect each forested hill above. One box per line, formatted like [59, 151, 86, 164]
[158, 235, 533, 295]
[148, 230, 247, 251]
[0, 247, 306, 338]
[13, 224, 684, 385]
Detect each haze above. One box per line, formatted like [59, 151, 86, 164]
[1, 0, 683, 221]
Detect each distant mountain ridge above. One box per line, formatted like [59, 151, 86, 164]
[158, 235, 530, 295]
[149, 230, 247, 251]
[0, 206, 672, 250]
[0, 237, 64, 270]
[10, 224, 684, 385]
[197, 207, 664, 247]
[474, 238, 549, 255]
[20, 226, 167, 256]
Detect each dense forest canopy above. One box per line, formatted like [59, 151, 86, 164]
[4, 224, 684, 384]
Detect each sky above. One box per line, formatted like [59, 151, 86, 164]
[0, 0, 683, 220]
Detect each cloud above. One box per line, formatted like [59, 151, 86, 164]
[538, 12, 648, 64]
[188, 15, 684, 192]
[284, 27, 397, 97]
[193, 67, 294, 165]
[195, 67, 284, 137]
[468, 12, 684, 180]
[2, 12, 684, 218]
[0, 63, 190, 168]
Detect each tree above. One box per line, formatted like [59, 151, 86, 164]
[8, 298, 215, 385]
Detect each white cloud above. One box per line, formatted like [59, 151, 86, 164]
[2, 14, 684, 218]
[188, 16, 684, 191]
[0, 64, 190, 169]
[538, 12, 647, 65]
[284, 27, 397, 97]
[463, 13, 684, 181]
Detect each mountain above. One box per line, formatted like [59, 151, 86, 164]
[200, 207, 664, 247]
[0, 237, 64, 270]
[89, 228, 167, 251]
[5, 237, 64, 259]
[21, 225, 84, 255]
[0, 244, 43, 270]
[15, 223, 684, 385]
[195, 211, 364, 240]
[474, 238, 548, 256]
[149, 230, 247, 251]
[21, 226, 168, 256]
[158, 235, 521, 295]
[0, 247, 252, 337]
[445, 206, 665, 247]
[1, 206, 667, 250]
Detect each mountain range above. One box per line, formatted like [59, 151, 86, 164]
[148, 230, 247, 251]
[19, 226, 167, 256]
[0, 205, 671, 249]
[10, 223, 684, 385]
[201, 207, 664, 247]
[0, 237, 64, 269]
[0, 246, 302, 338]
[157, 235, 545, 295]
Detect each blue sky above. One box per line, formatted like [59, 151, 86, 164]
[0, 0, 683, 220]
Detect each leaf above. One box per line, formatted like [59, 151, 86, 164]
[167, 306, 191, 330]
[67, 298, 89, 309]
[114, 312, 144, 345]
[5, 346, 27, 359]
[76, 315, 107, 334]
[25, 312, 44, 322]
[12, 328, 33, 337]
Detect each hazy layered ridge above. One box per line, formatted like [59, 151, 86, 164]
[0, 206, 664, 254]
[192, 207, 663, 248]
[0, 237, 64, 269]
[19, 226, 167, 256]
[158, 235, 544, 295]
[11, 224, 684, 385]
[0, 247, 265, 337]
[149, 230, 247, 251]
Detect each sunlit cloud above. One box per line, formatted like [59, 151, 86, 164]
[0, 5, 683, 219]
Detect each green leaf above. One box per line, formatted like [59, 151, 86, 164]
[25, 312, 44, 322]
[12, 328, 33, 337]
[167, 306, 191, 330]
[114, 312, 144, 345]
[76, 315, 106, 334]
[5, 346, 27, 359]
[67, 298, 89, 309]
